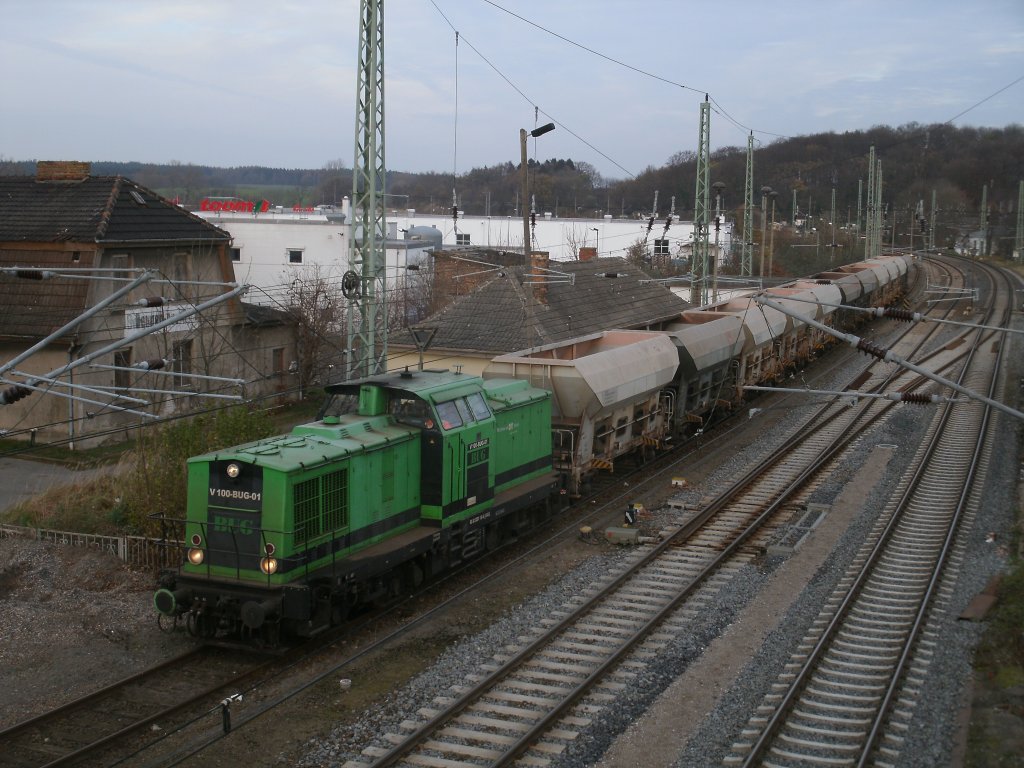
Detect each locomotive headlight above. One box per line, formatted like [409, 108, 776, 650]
[226, 462, 241, 479]
[259, 556, 279, 575]
[187, 547, 205, 565]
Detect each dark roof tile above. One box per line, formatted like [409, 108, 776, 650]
[395, 256, 690, 355]
[0, 174, 229, 244]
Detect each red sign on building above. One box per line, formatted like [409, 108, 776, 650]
[200, 199, 270, 213]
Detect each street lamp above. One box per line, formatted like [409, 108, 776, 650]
[520, 122, 556, 258]
[760, 186, 773, 284]
[591, 227, 599, 255]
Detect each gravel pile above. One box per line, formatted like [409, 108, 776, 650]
[294, 312, 1017, 768]
[0, 534, 189, 729]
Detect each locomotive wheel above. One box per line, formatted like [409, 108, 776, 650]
[187, 610, 217, 639]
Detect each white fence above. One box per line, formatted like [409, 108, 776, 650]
[0, 523, 182, 570]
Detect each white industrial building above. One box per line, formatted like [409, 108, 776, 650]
[196, 197, 735, 306]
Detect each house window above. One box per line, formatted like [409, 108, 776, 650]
[114, 348, 132, 390]
[230, 247, 241, 262]
[456, 233, 471, 245]
[272, 347, 285, 376]
[654, 239, 670, 256]
[288, 249, 303, 264]
[172, 339, 193, 388]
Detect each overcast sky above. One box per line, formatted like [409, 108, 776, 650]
[2, 0, 1022, 181]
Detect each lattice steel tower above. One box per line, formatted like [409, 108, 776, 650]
[346, 0, 388, 378]
[741, 132, 754, 277]
[690, 96, 711, 306]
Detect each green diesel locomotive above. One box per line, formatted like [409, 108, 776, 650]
[154, 368, 558, 644]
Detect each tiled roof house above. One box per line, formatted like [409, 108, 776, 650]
[0, 161, 296, 447]
[388, 250, 691, 374]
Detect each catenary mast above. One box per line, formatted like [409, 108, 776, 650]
[346, 0, 388, 378]
[741, 132, 754, 277]
[690, 95, 711, 306]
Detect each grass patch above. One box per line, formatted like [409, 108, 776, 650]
[967, 555, 1024, 768]
[1, 398, 329, 537]
[975, 559, 1024, 674]
[2, 473, 128, 535]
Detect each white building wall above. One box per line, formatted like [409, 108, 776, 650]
[196, 204, 734, 302]
[196, 205, 432, 306]
[391, 210, 733, 264]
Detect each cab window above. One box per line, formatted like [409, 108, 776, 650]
[435, 401, 463, 430]
[454, 398, 473, 424]
[467, 392, 491, 421]
[390, 396, 432, 427]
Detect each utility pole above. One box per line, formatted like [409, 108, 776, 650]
[929, 189, 937, 252]
[830, 187, 837, 254]
[741, 132, 754, 277]
[866, 147, 875, 260]
[690, 95, 711, 306]
[1015, 181, 1023, 261]
[346, 0, 387, 379]
[873, 161, 883, 259]
[980, 184, 989, 257]
[856, 179, 863, 257]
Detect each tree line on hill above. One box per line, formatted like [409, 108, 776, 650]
[1, 122, 1021, 257]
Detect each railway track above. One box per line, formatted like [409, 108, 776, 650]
[0, 646, 268, 768]
[337, 257, 982, 768]
[725, 255, 1013, 767]
[11, 257, 997, 768]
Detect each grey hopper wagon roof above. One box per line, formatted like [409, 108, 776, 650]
[814, 271, 864, 304]
[889, 254, 910, 277]
[484, 330, 680, 421]
[839, 262, 881, 296]
[768, 295, 819, 331]
[665, 314, 745, 380]
[711, 299, 790, 352]
[869, 256, 903, 283]
[770, 283, 843, 322]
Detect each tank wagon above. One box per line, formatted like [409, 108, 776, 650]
[155, 368, 558, 643]
[154, 253, 913, 643]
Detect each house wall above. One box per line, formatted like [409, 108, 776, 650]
[1, 241, 298, 447]
[386, 347, 491, 378]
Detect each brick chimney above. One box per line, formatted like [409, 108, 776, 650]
[529, 251, 550, 304]
[36, 161, 91, 182]
[578, 247, 597, 261]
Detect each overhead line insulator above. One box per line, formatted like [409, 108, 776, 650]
[1, 384, 32, 405]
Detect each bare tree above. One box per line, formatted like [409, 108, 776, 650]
[287, 265, 346, 391]
[625, 238, 649, 268]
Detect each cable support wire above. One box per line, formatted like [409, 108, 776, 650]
[760, 291, 1024, 336]
[754, 293, 1024, 420]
